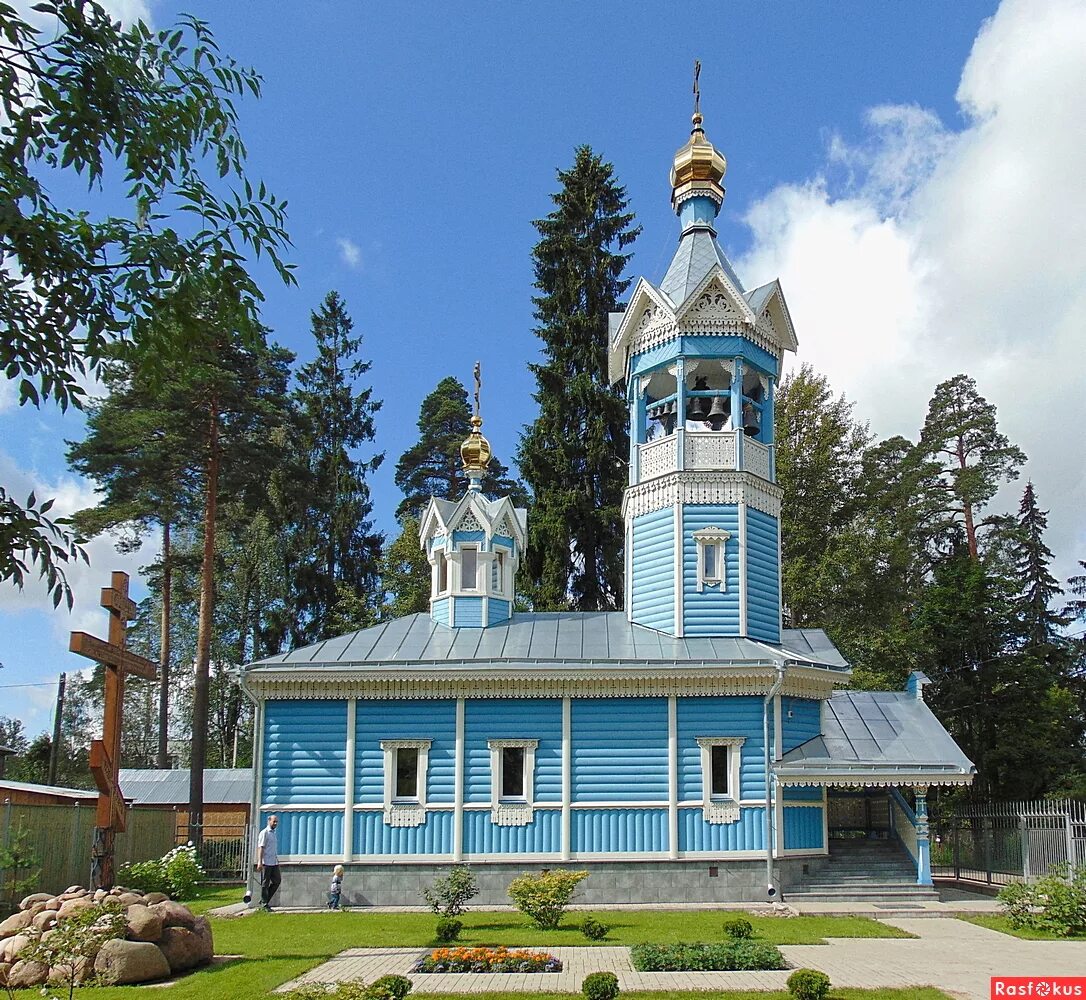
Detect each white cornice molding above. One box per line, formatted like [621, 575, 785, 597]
[623, 471, 782, 520]
[775, 772, 974, 788]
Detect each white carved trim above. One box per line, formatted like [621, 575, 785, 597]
[745, 439, 771, 482]
[693, 527, 729, 593]
[623, 471, 782, 520]
[380, 739, 431, 825]
[488, 738, 538, 826]
[674, 185, 723, 210]
[491, 802, 534, 826]
[696, 736, 746, 825]
[487, 738, 540, 749]
[775, 773, 974, 788]
[384, 803, 427, 827]
[456, 509, 483, 533]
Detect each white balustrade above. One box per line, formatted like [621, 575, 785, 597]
[685, 431, 736, 471]
[638, 436, 677, 480]
[744, 438, 771, 481]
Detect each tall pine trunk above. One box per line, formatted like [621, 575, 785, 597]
[957, 437, 979, 560]
[189, 397, 219, 849]
[156, 519, 172, 768]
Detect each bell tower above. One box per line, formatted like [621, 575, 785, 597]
[418, 364, 527, 628]
[608, 77, 797, 642]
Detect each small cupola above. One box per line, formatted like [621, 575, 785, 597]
[418, 364, 528, 628]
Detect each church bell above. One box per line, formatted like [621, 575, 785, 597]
[706, 395, 730, 431]
[742, 402, 760, 436]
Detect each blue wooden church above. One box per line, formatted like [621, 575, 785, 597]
[241, 101, 974, 907]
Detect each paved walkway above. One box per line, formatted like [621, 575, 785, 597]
[276, 919, 1086, 999]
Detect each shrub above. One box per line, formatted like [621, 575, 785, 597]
[582, 971, 620, 1000]
[722, 916, 753, 939]
[421, 866, 479, 918]
[118, 843, 206, 900]
[630, 940, 785, 972]
[117, 857, 170, 896]
[367, 974, 413, 1000]
[998, 864, 1086, 937]
[581, 917, 610, 940]
[788, 968, 832, 1000]
[435, 918, 463, 942]
[507, 868, 589, 929]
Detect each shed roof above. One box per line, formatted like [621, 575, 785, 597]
[117, 768, 252, 805]
[777, 689, 975, 785]
[0, 779, 97, 800]
[247, 612, 848, 672]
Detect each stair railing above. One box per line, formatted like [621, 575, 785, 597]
[889, 787, 921, 881]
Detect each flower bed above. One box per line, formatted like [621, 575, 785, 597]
[411, 945, 562, 973]
[631, 940, 785, 971]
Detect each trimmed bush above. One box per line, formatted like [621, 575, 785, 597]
[998, 865, 1086, 937]
[368, 975, 413, 1000]
[507, 868, 589, 930]
[435, 918, 463, 942]
[788, 968, 832, 1000]
[630, 940, 785, 972]
[422, 866, 480, 918]
[582, 971, 620, 1000]
[722, 916, 753, 940]
[581, 917, 610, 940]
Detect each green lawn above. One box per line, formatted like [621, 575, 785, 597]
[960, 914, 1086, 940]
[7, 908, 914, 999]
[186, 882, 246, 915]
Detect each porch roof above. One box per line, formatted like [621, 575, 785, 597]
[776, 688, 975, 787]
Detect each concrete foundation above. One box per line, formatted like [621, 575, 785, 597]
[267, 857, 822, 908]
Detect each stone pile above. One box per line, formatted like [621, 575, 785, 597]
[0, 885, 214, 988]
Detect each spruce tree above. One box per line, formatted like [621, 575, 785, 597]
[517, 146, 639, 611]
[291, 292, 384, 644]
[394, 376, 523, 523]
[1009, 482, 1066, 648]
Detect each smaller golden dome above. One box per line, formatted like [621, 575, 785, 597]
[461, 415, 492, 478]
[670, 112, 727, 209]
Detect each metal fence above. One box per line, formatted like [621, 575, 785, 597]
[1, 799, 176, 913]
[176, 821, 250, 881]
[931, 799, 1086, 885]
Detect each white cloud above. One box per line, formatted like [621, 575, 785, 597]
[736, 0, 1086, 587]
[0, 450, 156, 638]
[336, 237, 362, 269]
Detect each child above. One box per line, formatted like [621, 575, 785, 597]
[328, 864, 344, 910]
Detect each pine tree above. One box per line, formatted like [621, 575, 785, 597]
[1010, 482, 1066, 648]
[291, 292, 384, 644]
[517, 146, 639, 611]
[380, 517, 432, 619]
[395, 377, 523, 523]
[917, 374, 1026, 560]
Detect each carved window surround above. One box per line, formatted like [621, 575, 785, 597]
[693, 527, 730, 593]
[696, 736, 746, 824]
[380, 739, 431, 827]
[488, 738, 538, 826]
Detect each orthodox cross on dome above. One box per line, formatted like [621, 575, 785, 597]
[69, 571, 157, 889]
[473, 360, 482, 419]
[693, 59, 701, 117]
[460, 361, 492, 491]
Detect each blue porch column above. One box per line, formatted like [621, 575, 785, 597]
[914, 784, 932, 885]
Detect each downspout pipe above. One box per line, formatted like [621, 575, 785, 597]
[763, 660, 786, 900]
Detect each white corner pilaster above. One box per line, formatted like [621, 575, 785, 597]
[453, 697, 465, 861]
[773, 692, 783, 763]
[561, 696, 572, 860]
[343, 699, 357, 862]
[673, 501, 684, 637]
[668, 695, 679, 859]
[738, 501, 748, 636]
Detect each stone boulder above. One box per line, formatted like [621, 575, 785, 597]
[143, 891, 169, 905]
[0, 910, 32, 937]
[6, 959, 49, 989]
[0, 961, 9, 985]
[31, 910, 57, 932]
[125, 903, 163, 943]
[193, 915, 214, 956]
[118, 891, 143, 907]
[94, 939, 171, 985]
[0, 933, 30, 963]
[19, 892, 52, 910]
[152, 900, 196, 930]
[48, 955, 92, 985]
[157, 926, 208, 973]
[57, 896, 95, 921]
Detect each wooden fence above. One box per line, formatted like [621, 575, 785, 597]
[0, 799, 175, 913]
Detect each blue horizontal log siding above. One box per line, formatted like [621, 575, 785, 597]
[783, 806, 825, 850]
[682, 505, 740, 635]
[676, 696, 768, 801]
[463, 808, 561, 854]
[274, 809, 343, 855]
[782, 697, 821, 752]
[454, 596, 484, 627]
[262, 700, 347, 805]
[451, 530, 485, 546]
[488, 599, 511, 625]
[431, 597, 450, 627]
[353, 809, 453, 855]
[746, 508, 780, 643]
[678, 806, 766, 852]
[492, 535, 515, 551]
[572, 698, 668, 802]
[631, 337, 779, 381]
[464, 699, 563, 804]
[631, 508, 675, 633]
[783, 785, 824, 802]
[354, 699, 456, 804]
[572, 808, 669, 853]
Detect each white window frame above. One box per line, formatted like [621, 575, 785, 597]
[487, 738, 538, 826]
[434, 550, 449, 596]
[696, 736, 745, 824]
[380, 739, 431, 827]
[693, 528, 730, 592]
[459, 546, 479, 591]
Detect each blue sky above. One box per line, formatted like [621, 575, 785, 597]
[5, 0, 1085, 737]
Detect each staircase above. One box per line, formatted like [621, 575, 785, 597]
[786, 838, 939, 904]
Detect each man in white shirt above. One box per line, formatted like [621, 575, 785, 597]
[256, 814, 281, 910]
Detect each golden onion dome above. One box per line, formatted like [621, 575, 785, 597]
[460, 415, 492, 478]
[670, 111, 727, 210]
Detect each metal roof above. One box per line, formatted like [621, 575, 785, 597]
[0, 779, 97, 799]
[117, 768, 252, 805]
[659, 228, 745, 305]
[247, 612, 849, 671]
[777, 689, 975, 782]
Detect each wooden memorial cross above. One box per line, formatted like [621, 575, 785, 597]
[69, 571, 157, 889]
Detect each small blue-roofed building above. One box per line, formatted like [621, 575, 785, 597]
[240, 98, 974, 907]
